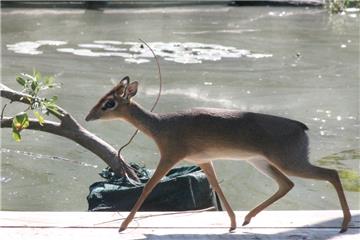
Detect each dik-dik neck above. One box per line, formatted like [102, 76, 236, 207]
[122, 101, 160, 138]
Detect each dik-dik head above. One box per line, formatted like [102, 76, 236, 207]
[85, 76, 138, 121]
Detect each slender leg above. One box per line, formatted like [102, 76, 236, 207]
[244, 159, 294, 226]
[284, 164, 351, 233]
[119, 158, 177, 232]
[199, 162, 237, 232]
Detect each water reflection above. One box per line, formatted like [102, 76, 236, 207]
[0, 176, 12, 184]
[7, 40, 67, 55]
[7, 40, 272, 64]
[1, 148, 98, 169]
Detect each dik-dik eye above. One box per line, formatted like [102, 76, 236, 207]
[102, 99, 116, 110]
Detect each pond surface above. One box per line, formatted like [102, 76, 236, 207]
[1, 5, 359, 211]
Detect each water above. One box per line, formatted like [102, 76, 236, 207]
[1, 6, 359, 211]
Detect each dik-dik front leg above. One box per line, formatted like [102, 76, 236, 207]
[119, 158, 177, 232]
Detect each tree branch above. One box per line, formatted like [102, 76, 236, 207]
[1, 117, 61, 132]
[1, 83, 139, 181]
[1, 83, 67, 121]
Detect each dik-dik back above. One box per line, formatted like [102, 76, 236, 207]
[156, 108, 309, 165]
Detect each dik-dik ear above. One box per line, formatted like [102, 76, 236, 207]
[125, 81, 138, 99]
[114, 76, 129, 97]
[120, 76, 130, 86]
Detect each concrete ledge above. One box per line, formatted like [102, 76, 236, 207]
[1, 0, 325, 9]
[0, 210, 359, 239]
[230, 0, 324, 7]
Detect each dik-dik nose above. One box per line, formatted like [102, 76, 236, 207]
[85, 111, 98, 121]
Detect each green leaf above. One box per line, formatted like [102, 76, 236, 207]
[44, 76, 54, 86]
[33, 69, 41, 82]
[49, 96, 58, 103]
[42, 101, 62, 116]
[12, 131, 21, 142]
[21, 73, 35, 81]
[13, 112, 30, 129]
[12, 112, 30, 142]
[11, 113, 30, 142]
[31, 81, 38, 92]
[16, 76, 26, 86]
[46, 105, 62, 116]
[34, 111, 45, 126]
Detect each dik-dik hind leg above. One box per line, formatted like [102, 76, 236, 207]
[119, 158, 177, 232]
[199, 162, 237, 232]
[283, 164, 351, 233]
[243, 159, 294, 226]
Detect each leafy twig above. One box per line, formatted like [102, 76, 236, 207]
[3, 70, 63, 141]
[1, 80, 138, 180]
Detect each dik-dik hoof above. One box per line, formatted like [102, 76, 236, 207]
[242, 220, 250, 226]
[229, 226, 236, 233]
[339, 227, 348, 233]
[118, 223, 128, 233]
[242, 213, 253, 226]
[339, 214, 351, 233]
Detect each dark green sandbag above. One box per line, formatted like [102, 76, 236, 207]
[87, 164, 216, 211]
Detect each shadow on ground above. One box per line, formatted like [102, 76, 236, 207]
[139, 214, 360, 239]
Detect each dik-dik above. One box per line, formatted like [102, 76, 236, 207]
[85, 76, 351, 233]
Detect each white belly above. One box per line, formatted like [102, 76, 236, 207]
[185, 148, 262, 164]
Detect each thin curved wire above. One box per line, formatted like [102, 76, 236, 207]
[117, 39, 162, 177]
